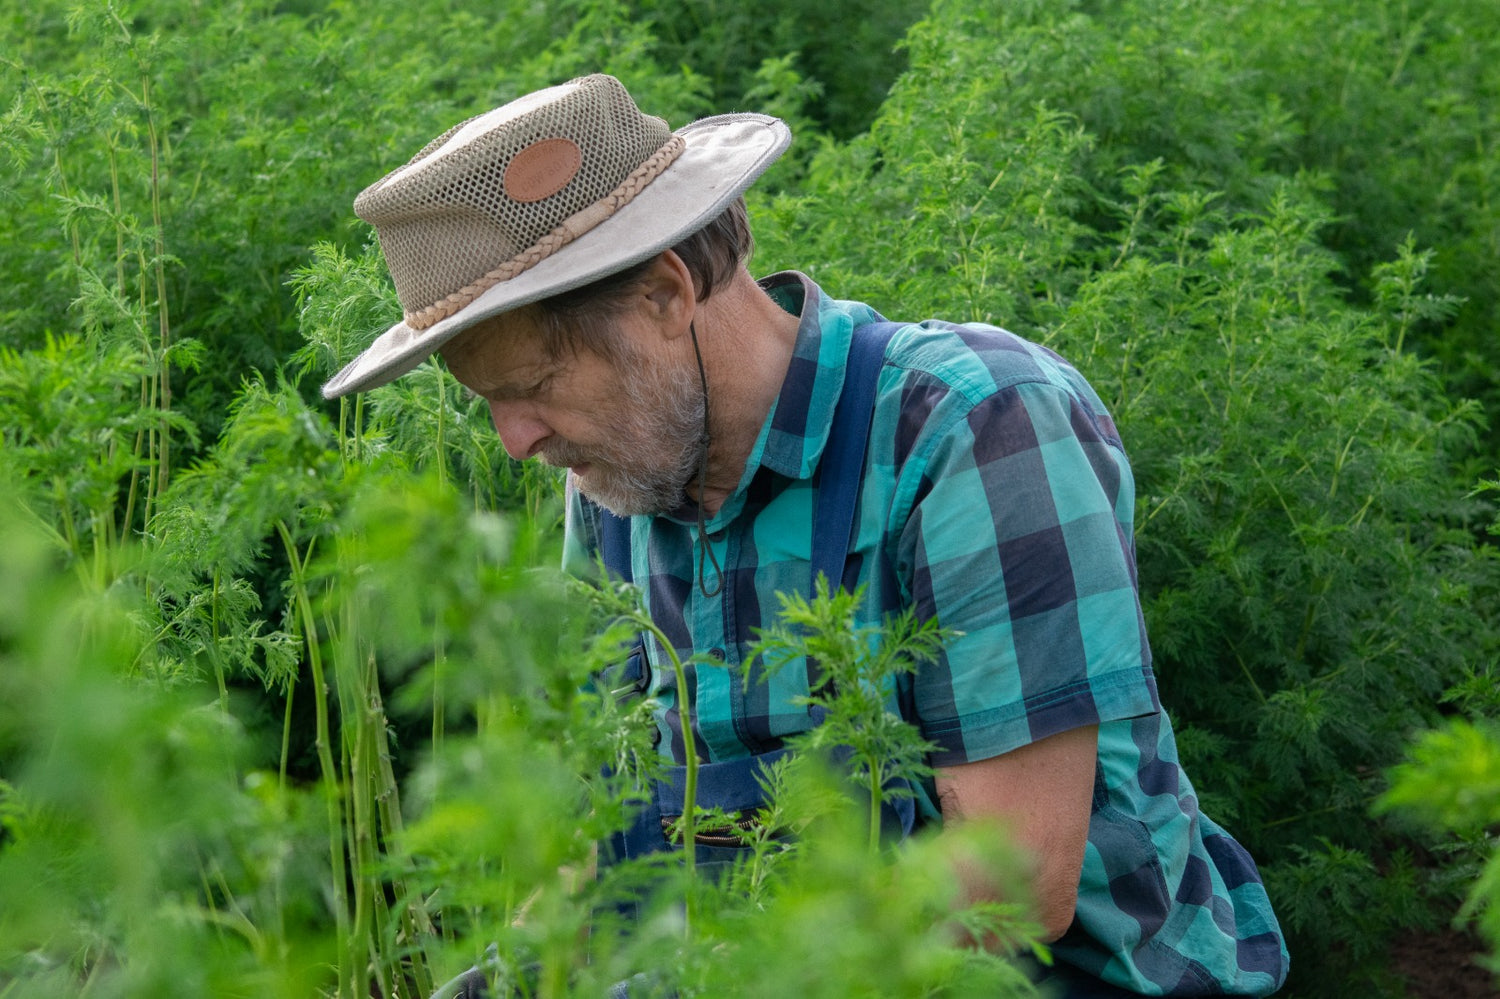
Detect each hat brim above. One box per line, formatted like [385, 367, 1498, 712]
[320, 112, 791, 399]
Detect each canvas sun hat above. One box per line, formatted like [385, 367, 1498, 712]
[321, 73, 791, 399]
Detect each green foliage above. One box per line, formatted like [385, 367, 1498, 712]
[0, 491, 337, 997]
[1266, 839, 1430, 993]
[1379, 721, 1500, 975]
[4, 0, 1500, 994]
[674, 796, 1044, 999]
[0, 334, 185, 566]
[1065, 182, 1488, 849]
[0, 474, 1048, 997]
[582, 0, 917, 141]
[751, 579, 947, 851]
[1025, 0, 1500, 435]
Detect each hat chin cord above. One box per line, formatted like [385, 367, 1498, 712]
[689, 320, 725, 599]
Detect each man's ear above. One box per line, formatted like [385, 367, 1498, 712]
[638, 250, 696, 341]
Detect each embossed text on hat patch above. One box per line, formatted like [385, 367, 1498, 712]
[504, 138, 582, 203]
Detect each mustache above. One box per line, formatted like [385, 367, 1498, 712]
[537, 438, 595, 468]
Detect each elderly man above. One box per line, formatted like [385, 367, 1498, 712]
[323, 74, 1287, 996]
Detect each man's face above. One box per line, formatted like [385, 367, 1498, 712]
[442, 307, 703, 517]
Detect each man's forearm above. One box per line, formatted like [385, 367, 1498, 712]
[934, 724, 1098, 943]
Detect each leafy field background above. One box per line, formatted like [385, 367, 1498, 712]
[2, 0, 1498, 995]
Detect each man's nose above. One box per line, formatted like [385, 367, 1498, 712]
[488, 400, 550, 461]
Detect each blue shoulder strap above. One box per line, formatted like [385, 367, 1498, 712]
[811, 320, 900, 592]
[599, 508, 632, 582]
[599, 320, 900, 591]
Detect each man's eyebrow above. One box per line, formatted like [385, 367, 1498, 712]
[467, 370, 553, 402]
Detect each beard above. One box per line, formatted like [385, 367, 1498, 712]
[539, 346, 704, 517]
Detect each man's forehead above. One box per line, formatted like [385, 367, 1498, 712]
[440, 309, 549, 383]
[443, 307, 533, 357]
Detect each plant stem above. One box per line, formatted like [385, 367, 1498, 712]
[121, 374, 149, 540]
[275, 521, 351, 993]
[432, 630, 446, 763]
[210, 568, 229, 712]
[344, 642, 374, 999]
[434, 360, 448, 489]
[279, 680, 294, 792]
[668, 646, 699, 921]
[633, 614, 700, 930]
[111, 6, 175, 498]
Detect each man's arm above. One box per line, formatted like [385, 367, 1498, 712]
[934, 723, 1098, 943]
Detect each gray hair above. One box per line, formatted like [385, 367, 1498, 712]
[530, 196, 754, 362]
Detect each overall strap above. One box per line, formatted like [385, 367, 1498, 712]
[599, 509, 633, 582]
[811, 320, 901, 593]
[597, 509, 643, 696]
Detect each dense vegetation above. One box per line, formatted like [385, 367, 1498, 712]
[2, 0, 1496, 995]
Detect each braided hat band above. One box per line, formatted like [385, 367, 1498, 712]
[401, 133, 685, 331]
[322, 75, 791, 400]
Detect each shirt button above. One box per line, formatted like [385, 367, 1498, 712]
[707, 647, 726, 662]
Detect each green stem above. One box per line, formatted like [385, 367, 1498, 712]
[107, 135, 125, 296]
[144, 73, 172, 499]
[1228, 641, 1267, 705]
[354, 394, 366, 464]
[669, 650, 699, 910]
[338, 396, 350, 472]
[90, 511, 110, 592]
[432, 631, 446, 762]
[121, 374, 149, 540]
[142, 358, 159, 533]
[1261, 802, 1353, 830]
[279, 679, 294, 792]
[210, 568, 229, 712]
[109, 6, 173, 497]
[434, 361, 448, 488]
[634, 614, 699, 930]
[275, 521, 350, 992]
[333, 613, 371, 999]
[379, 662, 436, 997]
[51, 475, 79, 557]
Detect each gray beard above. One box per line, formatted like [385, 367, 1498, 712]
[541, 351, 705, 517]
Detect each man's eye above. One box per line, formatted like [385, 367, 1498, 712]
[529, 374, 555, 398]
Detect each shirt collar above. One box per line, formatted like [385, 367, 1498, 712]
[663, 271, 879, 529]
[751, 271, 879, 481]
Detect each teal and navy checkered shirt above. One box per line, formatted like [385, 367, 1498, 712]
[564, 272, 1288, 995]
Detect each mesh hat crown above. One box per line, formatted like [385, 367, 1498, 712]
[322, 74, 791, 399]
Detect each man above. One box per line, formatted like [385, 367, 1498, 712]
[323, 74, 1288, 996]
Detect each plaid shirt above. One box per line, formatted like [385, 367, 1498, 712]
[564, 272, 1287, 995]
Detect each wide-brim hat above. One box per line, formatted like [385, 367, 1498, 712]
[321, 74, 791, 399]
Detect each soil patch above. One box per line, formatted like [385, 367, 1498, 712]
[1388, 926, 1499, 998]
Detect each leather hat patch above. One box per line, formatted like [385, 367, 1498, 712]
[504, 138, 582, 203]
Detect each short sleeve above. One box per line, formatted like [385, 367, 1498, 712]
[897, 379, 1159, 767]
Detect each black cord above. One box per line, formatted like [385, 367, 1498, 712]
[689, 320, 724, 598]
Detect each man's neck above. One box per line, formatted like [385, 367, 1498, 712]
[686, 269, 803, 516]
